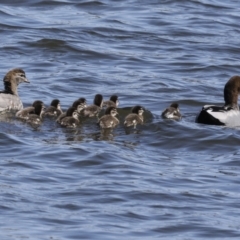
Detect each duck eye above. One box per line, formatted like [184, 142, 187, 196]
[20, 74, 25, 78]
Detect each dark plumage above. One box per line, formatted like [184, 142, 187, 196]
[78, 98, 87, 106]
[98, 106, 119, 129]
[161, 103, 182, 120]
[44, 99, 63, 117]
[26, 101, 45, 125]
[124, 105, 144, 128]
[196, 76, 240, 126]
[83, 94, 103, 118]
[60, 107, 79, 128]
[72, 98, 87, 114]
[56, 98, 86, 123]
[103, 95, 119, 108]
[16, 100, 44, 120]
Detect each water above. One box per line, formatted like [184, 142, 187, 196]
[0, 0, 240, 239]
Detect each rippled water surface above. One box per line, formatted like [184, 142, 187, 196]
[1, 1, 240, 239]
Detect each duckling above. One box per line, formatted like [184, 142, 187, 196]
[0, 68, 29, 112]
[98, 107, 119, 129]
[124, 105, 144, 128]
[26, 101, 45, 125]
[16, 100, 43, 120]
[72, 98, 87, 115]
[60, 107, 79, 128]
[103, 95, 119, 108]
[161, 103, 182, 120]
[56, 98, 86, 123]
[78, 97, 87, 107]
[44, 99, 63, 117]
[83, 94, 103, 118]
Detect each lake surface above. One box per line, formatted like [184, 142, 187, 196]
[0, 0, 240, 239]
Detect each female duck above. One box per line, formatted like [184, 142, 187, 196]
[196, 76, 240, 126]
[59, 107, 79, 128]
[98, 106, 119, 129]
[44, 99, 63, 117]
[103, 95, 119, 108]
[124, 105, 144, 128]
[0, 68, 29, 112]
[83, 94, 103, 118]
[162, 103, 182, 120]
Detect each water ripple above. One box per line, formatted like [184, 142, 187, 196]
[1, 0, 240, 239]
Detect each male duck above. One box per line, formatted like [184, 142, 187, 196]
[196, 76, 240, 126]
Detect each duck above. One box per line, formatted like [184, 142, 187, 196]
[196, 76, 240, 126]
[124, 105, 144, 128]
[59, 107, 79, 128]
[161, 103, 182, 120]
[78, 97, 87, 107]
[98, 106, 119, 129]
[44, 99, 63, 117]
[103, 95, 119, 108]
[0, 68, 29, 112]
[26, 101, 45, 125]
[16, 100, 43, 120]
[56, 98, 86, 123]
[83, 94, 103, 118]
[72, 98, 87, 115]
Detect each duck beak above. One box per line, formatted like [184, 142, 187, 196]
[24, 78, 30, 83]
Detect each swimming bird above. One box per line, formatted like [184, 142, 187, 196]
[103, 95, 119, 108]
[78, 97, 87, 107]
[73, 98, 87, 115]
[0, 68, 29, 112]
[16, 100, 43, 120]
[56, 98, 86, 123]
[196, 76, 240, 126]
[124, 105, 144, 128]
[83, 94, 103, 118]
[25, 101, 45, 125]
[60, 107, 79, 128]
[98, 106, 119, 129]
[44, 99, 63, 117]
[161, 103, 182, 120]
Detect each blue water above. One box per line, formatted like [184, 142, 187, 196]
[0, 1, 240, 239]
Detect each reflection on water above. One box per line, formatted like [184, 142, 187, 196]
[0, 0, 240, 239]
